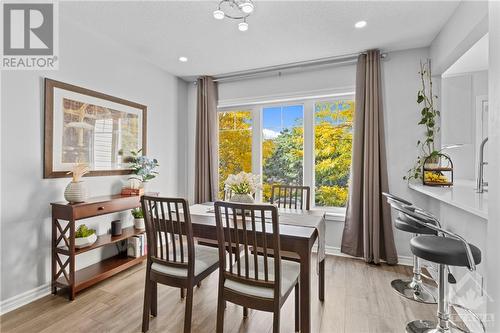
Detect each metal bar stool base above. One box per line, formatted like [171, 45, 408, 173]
[406, 320, 466, 333]
[391, 279, 437, 304]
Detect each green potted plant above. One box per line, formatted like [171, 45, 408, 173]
[121, 149, 160, 195]
[75, 224, 97, 249]
[405, 60, 443, 182]
[131, 208, 145, 230]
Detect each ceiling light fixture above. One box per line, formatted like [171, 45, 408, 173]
[355, 20, 367, 29]
[179, 56, 188, 62]
[213, 0, 254, 31]
[238, 20, 249, 32]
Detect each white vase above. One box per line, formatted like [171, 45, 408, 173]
[134, 218, 145, 230]
[229, 193, 255, 204]
[64, 181, 88, 203]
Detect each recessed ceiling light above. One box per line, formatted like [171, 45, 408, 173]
[355, 20, 367, 29]
[179, 56, 188, 62]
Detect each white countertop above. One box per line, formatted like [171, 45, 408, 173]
[408, 179, 488, 219]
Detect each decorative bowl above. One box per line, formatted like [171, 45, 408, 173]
[75, 233, 97, 249]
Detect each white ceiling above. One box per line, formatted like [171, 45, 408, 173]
[443, 33, 488, 77]
[63, 1, 460, 79]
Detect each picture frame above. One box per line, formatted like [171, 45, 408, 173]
[44, 78, 147, 178]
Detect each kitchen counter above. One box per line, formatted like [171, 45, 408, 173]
[409, 179, 488, 219]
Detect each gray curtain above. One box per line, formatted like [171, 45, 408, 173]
[195, 76, 218, 204]
[341, 49, 398, 265]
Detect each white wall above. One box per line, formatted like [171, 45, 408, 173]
[486, 1, 500, 331]
[430, 0, 488, 75]
[0, 16, 187, 304]
[184, 48, 438, 259]
[441, 71, 488, 180]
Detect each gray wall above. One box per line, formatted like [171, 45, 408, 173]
[0, 17, 187, 302]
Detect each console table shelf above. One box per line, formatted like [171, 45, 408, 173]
[51, 194, 146, 300]
[76, 226, 144, 255]
[56, 254, 146, 293]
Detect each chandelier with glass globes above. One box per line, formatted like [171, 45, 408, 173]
[213, 0, 255, 31]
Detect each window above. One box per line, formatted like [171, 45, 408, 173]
[262, 105, 304, 201]
[218, 95, 354, 208]
[314, 100, 354, 207]
[218, 110, 253, 199]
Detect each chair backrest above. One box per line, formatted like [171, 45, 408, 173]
[141, 195, 195, 276]
[270, 184, 310, 210]
[214, 201, 281, 299]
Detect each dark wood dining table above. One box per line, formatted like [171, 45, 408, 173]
[188, 204, 326, 333]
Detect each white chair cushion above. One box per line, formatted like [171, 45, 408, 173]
[224, 256, 300, 299]
[151, 244, 219, 278]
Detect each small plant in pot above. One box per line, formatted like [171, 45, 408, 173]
[132, 208, 145, 230]
[121, 149, 159, 195]
[64, 163, 90, 203]
[75, 224, 97, 249]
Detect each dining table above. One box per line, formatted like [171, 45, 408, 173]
[188, 203, 326, 333]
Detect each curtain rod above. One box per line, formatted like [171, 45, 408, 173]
[210, 52, 387, 83]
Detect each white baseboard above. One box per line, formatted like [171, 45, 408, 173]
[322, 245, 414, 266]
[0, 283, 51, 316]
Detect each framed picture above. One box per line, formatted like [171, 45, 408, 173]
[44, 78, 147, 178]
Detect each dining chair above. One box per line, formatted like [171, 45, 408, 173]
[270, 184, 311, 210]
[213, 201, 300, 333]
[141, 196, 219, 333]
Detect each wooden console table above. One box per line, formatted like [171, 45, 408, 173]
[51, 194, 146, 300]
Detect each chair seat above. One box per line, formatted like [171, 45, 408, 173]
[410, 235, 482, 267]
[224, 256, 300, 299]
[395, 216, 437, 235]
[151, 244, 219, 278]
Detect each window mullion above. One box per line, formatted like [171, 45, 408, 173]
[251, 105, 262, 202]
[303, 100, 314, 205]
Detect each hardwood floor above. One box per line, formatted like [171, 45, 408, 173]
[0, 256, 436, 333]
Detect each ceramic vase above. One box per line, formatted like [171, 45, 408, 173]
[134, 218, 145, 230]
[64, 181, 88, 203]
[229, 193, 255, 204]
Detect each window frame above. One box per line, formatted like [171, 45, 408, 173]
[217, 91, 354, 212]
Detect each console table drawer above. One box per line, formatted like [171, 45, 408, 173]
[72, 196, 140, 219]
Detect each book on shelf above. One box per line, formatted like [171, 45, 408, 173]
[127, 233, 147, 258]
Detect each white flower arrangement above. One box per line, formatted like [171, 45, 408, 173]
[224, 172, 261, 195]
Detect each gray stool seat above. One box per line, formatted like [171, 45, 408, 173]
[410, 235, 481, 268]
[395, 218, 437, 235]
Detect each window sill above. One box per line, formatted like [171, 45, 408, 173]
[312, 207, 346, 222]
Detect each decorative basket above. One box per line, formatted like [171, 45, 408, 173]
[422, 153, 453, 187]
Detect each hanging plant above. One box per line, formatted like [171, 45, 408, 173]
[404, 59, 441, 181]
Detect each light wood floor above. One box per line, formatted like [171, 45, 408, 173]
[0, 256, 436, 333]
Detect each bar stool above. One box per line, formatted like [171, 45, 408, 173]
[397, 205, 484, 333]
[383, 193, 437, 304]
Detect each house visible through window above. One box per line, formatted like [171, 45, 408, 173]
[217, 95, 354, 208]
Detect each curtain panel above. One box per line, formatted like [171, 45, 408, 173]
[195, 76, 218, 204]
[341, 49, 398, 264]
